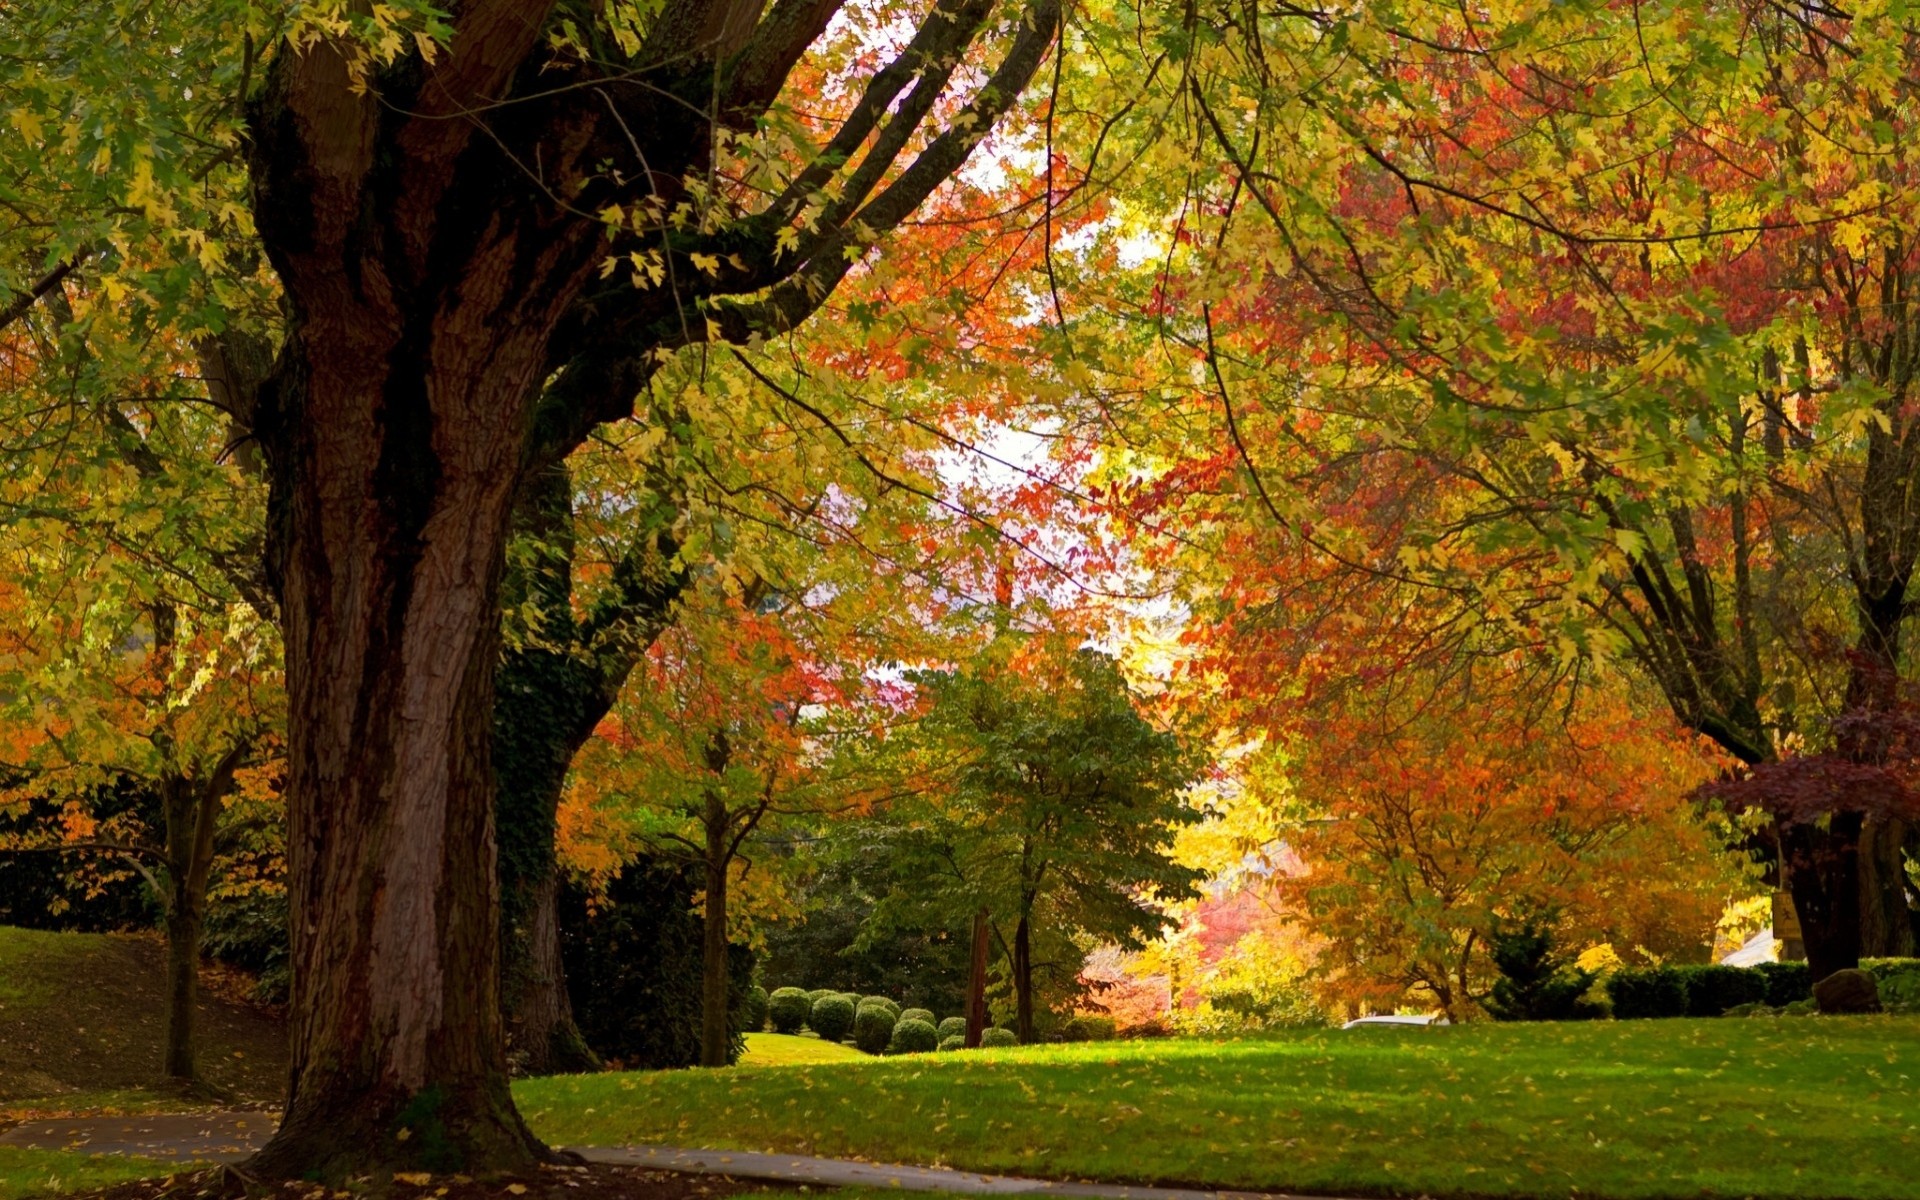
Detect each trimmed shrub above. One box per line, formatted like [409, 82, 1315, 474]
[809, 994, 857, 1042]
[1862, 957, 1920, 987]
[853, 1004, 897, 1054]
[1680, 965, 1768, 1017]
[860, 995, 901, 1020]
[1607, 967, 1689, 1019]
[938, 1034, 966, 1052]
[889, 1017, 940, 1054]
[744, 985, 770, 1032]
[1752, 962, 1812, 1008]
[768, 987, 810, 1034]
[1061, 1015, 1117, 1042]
[937, 1016, 968, 1041]
[806, 988, 836, 1005]
[900, 1007, 936, 1026]
[981, 1027, 1019, 1048]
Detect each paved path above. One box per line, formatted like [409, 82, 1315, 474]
[0, 1112, 278, 1162]
[0, 1116, 1333, 1200]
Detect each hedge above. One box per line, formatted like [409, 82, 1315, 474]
[1751, 962, 1812, 1008]
[1682, 965, 1769, 1017]
[1606, 967, 1690, 1019]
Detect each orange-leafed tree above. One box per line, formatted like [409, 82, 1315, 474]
[1267, 677, 1745, 1019]
[562, 589, 895, 1066]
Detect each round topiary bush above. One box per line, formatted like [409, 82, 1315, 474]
[768, 987, 810, 1034]
[858, 995, 900, 1019]
[743, 985, 770, 1032]
[888, 1017, 939, 1054]
[981, 1027, 1018, 1048]
[853, 1003, 897, 1054]
[806, 988, 836, 1005]
[809, 993, 857, 1042]
[938, 1034, 966, 1052]
[936, 1016, 967, 1041]
[900, 1007, 935, 1026]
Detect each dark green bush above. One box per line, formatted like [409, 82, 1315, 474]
[1680, 965, 1769, 1016]
[900, 1007, 935, 1026]
[768, 987, 810, 1034]
[744, 985, 770, 1032]
[938, 1034, 966, 1052]
[810, 994, 857, 1041]
[806, 988, 836, 1005]
[1482, 923, 1601, 1022]
[853, 1003, 897, 1054]
[559, 858, 752, 1068]
[888, 1017, 939, 1054]
[981, 1027, 1019, 1048]
[1607, 967, 1690, 1019]
[860, 995, 901, 1019]
[1061, 1014, 1118, 1041]
[937, 1016, 967, 1041]
[1752, 962, 1812, 1007]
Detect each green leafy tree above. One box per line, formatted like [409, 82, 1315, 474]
[875, 644, 1205, 1041]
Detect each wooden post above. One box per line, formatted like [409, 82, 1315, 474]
[964, 907, 990, 1048]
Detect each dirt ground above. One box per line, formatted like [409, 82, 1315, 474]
[56, 1164, 778, 1200]
[0, 928, 286, 1105]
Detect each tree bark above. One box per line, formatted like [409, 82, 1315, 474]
[161, 902, 203, 1081]
[964, 907, 989, 1048]
[238, 0, 1060, 1175]
[509, 871, 599, 1076]
[1012, 913, 1033, 1044]
[700, 796, 733, 1068]
[1858, 816, 1915, 958]
[1785, 814, 1865, 982]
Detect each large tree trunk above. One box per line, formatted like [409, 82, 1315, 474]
[1785, 814, 1865, 982]
[700, 811, 732, 1068]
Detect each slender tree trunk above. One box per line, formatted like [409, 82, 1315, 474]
[510, 872, 599, 1076]
[1012, 913, 1033, 1043]
[700, 802, 732, 1068]
[162, 901, 203, 1081]
[964, 908, 989, 1048]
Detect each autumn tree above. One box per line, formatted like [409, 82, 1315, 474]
[0, 298, 281, 1082]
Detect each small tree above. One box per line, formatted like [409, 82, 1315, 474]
[875, 642, 1205, 1042]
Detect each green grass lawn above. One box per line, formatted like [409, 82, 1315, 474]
[738, 1033, 868, 1067]
[517, 1016, 1920, 1200]
[0, 1148, 176, 1200]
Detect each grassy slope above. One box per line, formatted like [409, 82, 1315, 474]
[519, 1017, 1920, 1200]
[0, 926, 286, 1105]
[738, 1034, 866, 1067]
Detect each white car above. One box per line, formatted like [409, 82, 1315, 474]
[1340, 1014, 1450, 1029]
